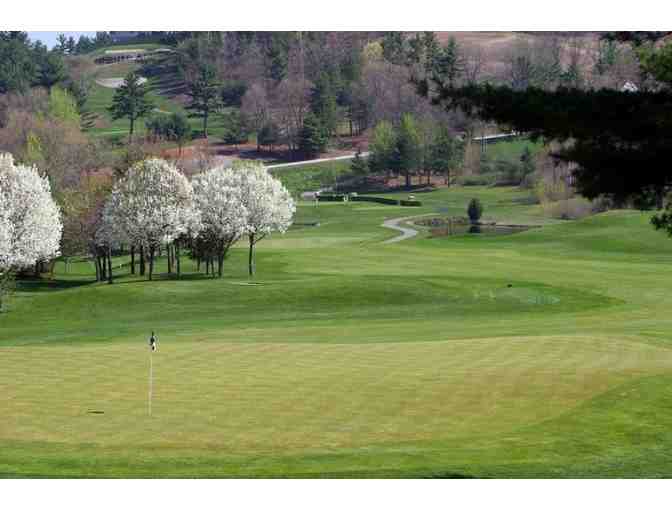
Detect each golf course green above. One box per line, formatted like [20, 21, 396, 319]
[2, 185, 672, 478]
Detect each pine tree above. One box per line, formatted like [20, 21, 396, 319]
[434, 37, 464, 86]
[258, 122, 281, 152]
[186, 64, 221, 138]
[382, 32, 407, 65]
[108, 72, 154, 143]
[310, 72, 339, 137]
[427, 125, 463, 186]
[394, 114, 422, 189]
[222, 111, 250, 149]
[55, 33, 68, 53]
[298, 113, 328, 159]
[467, 198, 483, 224]
[37, 51, 66, 91]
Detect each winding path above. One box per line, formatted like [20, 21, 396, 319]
[381, 216, 420, 244]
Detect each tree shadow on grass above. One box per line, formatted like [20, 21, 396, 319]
[15, 279, 92, 293]
[110, 272, 227, 285]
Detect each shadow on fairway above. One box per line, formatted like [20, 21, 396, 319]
[110, 272, 237, 284]
[15, 279, 92, 293]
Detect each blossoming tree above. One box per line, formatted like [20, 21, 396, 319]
[102, 158, 200, 281]
[235, 162, 295, 276]
[0, 153, 62, 311]
[192, 166, 248, 278]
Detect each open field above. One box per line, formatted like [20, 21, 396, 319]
[2, 186, 672, 477]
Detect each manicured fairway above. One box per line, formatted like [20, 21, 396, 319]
[2, 186, 672, 477]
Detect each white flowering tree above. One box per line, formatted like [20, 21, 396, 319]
[0, 153, 62, 311]
[192, 166, 248, 277]
[102, 158, 200, 281]
[235, 162, 295, 276]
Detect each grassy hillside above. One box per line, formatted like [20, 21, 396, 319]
[270, 159, 354, 195]
[83, 47, 228, 142]
[2, 185, 672, 477]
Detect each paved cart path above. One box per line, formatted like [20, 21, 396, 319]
[381, 216, 421, 244]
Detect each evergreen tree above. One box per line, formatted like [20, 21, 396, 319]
[467, 198, 483, 224]
[222, 111, 250, 149]
[220, 80, 247, 107]
[382, 32, 407, 65]
[65, 36, 76, 55]
[262, 32, 291, 83]
[186, 64, 221, 138]
[257, 122, 281, 151]
[368, 121, 397, 175]
[427, 125, 463, 186]
[66, 78, 95, 130]
[55, 33, 68, 54]
[310, 72, 339, 137]
[37, 51, 66, 91]
[0, 33, 37, 93]
[393, 113, 422, 189]
[298, 113, 328, 159]
[108, 71, 154, 142]
[422, 32, 441, 75]
[434, 37, 464, 86]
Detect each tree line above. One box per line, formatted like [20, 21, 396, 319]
[0, 150, 295, 310]
[96, 159, 294, 281]
[362, 113, 464, 189]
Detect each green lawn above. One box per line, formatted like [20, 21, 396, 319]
[2, 186, 672, 477]
[271, 159, 354, 196]
[483, 137, 543, 161]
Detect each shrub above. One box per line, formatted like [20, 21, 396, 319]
[317, 194, 346, 202]
[220, 80, 247, 107]
[546, 197, 596, 220]
[467, 198, 484, 223]
[350, 195, 399, 205]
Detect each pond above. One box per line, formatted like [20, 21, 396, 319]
[428, 224, 534, 237]
[415, 217, 536, 238]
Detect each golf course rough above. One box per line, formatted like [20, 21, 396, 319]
[2, 185, 672, 478]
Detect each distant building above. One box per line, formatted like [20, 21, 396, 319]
[109, 31, 142, 44]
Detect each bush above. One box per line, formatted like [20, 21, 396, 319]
[317, 194, 346, 202]
[145, 112, 191, 148]
[220, 80, 247, 107]
[546, 197, 597, 220]
[350, 195, 399, 205]
[467, 198, 484, 223]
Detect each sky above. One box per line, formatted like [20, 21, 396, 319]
[27, 31, 97, 49]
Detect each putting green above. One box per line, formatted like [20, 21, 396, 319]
[2, 186, 672, 477]
[2, 336, 670, 449]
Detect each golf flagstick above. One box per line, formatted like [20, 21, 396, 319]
[148, 349, 153, 416]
